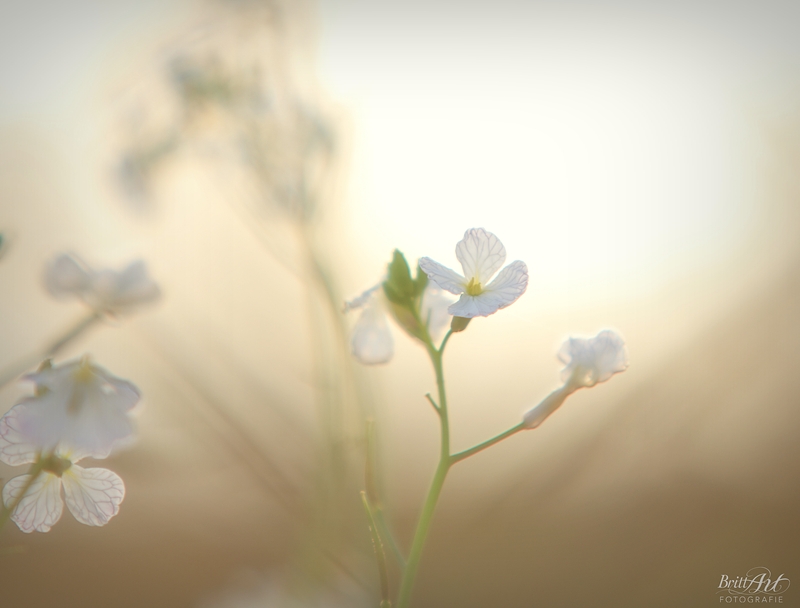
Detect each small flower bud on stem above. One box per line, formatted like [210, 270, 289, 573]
[522, 385, 577, 429]
[450, 316, 471, 333]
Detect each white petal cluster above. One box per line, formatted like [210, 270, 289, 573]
[0, 405, 126, 533]
[0, 358, 139, 532]
[419, 228, 528, 318]
[13, 357, 140, 458]
[558, 329, 629, 388]
[45, 253, 160, 315]
[345, 283, 452, 365]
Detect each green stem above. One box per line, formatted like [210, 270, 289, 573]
[395, 321, 532, 606]
[374, 505, 406, 571]
[361, 492, 392, 605]
[366, 419, 406, 570]
[396, 339, 451, 608]
[450, 422, 526, 464]
[0, 461, 45, 533]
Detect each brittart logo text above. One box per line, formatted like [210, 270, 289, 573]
[718, 568, 790, 603]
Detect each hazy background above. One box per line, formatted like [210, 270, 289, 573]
[0, 0, 798, 606]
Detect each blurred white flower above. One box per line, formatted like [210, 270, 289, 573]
[344, 283, 452, 365]
[196, 570, 370, 608]
[0, 405, 125, 533]
[345, 284, 394, 365]
[8, 357, 140, 458]
[419, 228, 528, 318]
[522, 330, 628, 429]
[559, 329, 629, 388]
[45, 253, 160, 315]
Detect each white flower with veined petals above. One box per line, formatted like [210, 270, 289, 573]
[559, 329, 629, 388]
[419, 228, 528, 318]
[45, 253, 160, 315]
[0, 405, 125, 533]
[11, 357, 140, 458]
[344, 283, 453, 365]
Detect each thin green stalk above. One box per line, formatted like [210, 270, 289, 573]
[366, 418, 406, 570]
[450, 422, 526, 464]
[0, 461, 45, 533]
[374, 505, 406, 571]
[361, 492, 392, 606]
[396, 338, 451, 608]
[395, 322, 531, 606]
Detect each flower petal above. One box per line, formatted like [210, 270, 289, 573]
[16, 359, 139, 458]
[44, 253, 92, 299]
[420, 285, 454, 340]
[343, 283, 381, 313]
[350, 298, 394, 365]
[91, 363, 142, 413]
[483, 260, 528, 304]
[0, 404, 39, 466]
[447, 294, 500, 318]
[2, 473, 64, 533]
[419, 258, 466, 295]
[61, 464, 125, 526]
[90, 260, 160, 313]
[455, 228, 506, 283]
[558, 329, 628, 387]
[62, 465, 125, 526]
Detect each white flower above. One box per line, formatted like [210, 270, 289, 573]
[45, 253, 160, 315]
[558, 329, 629, 388]
[522, 330, 628, 429]
[10, 357, 140, 458]
[344, 283, 452, 365]
[419, 228, 528, 318]
[0, 405, 125, 533]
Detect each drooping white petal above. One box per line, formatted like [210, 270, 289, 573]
[350, 297, 394, 365]
[343, 283, 381, 313]
[0, 404, 39, 466]
[44, 253, 92, 299]
[455, 228, 506, 283]
[419, 258, 466, 295]
[2, 473, 64, 533]
[420, 284, 454, 340]
[62, 465, 125, 527]
[558, 329, 628, 387]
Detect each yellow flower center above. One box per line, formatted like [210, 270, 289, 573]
[465, 277, 483, 296]
[67, 356, 94, 415]
[73, 356, 94, 383]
